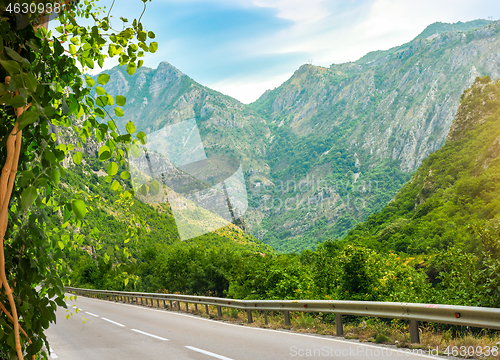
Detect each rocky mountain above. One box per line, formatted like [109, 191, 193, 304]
[248, 19, 500, 252]
[97, 20, 500, 253]
[343, 76, 500, 255]
[97, 62, 271, 175]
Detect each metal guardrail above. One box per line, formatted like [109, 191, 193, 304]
[66, 287, 500, 344]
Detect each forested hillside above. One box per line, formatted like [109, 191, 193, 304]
[344, 76, 500, 255]
[67, 78, 500, 308]
[57, 153, 272, 293]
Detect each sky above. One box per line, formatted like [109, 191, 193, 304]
[69, 0, 500, 104]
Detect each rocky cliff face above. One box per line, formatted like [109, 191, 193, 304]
[98, 62, 270, 175]
[255, 21, 500, 172]
[96, 20, 500, 253]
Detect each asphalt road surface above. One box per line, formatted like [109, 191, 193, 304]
[46, 294, 446, 360]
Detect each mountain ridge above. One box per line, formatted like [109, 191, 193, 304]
[96, 19, 500, 252]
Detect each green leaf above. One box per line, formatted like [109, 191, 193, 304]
[73, 152, 83, 165]
[108, 162, 118, 176]
[18, 110, 39, 130]
[130, 144, 141, 158]
[96, 95, 108, 107]
[106, 94, 114, 106]
[126, 62, 136, 75]
[54, 39, 64, 56]
[139, 184, 149, 196]
[96, 86, 106, 95]
[114, 107, 124, 117]
[108, 120, 117, 131]
[85, 76, 95, 87]
[5, 47, 24, 62]
[58, 241, 65, 250]
[98, 146, 112, 161]
[149, 42, 158, 53]
[120, 171, 130, 180]
[85, 57, 94, 69]
[43, 105, 56, 117]
[4, 95, 25, 108]
[137, 31, 147, 42]
[97, 73, 110, 85]
[136, 131, 148, 145]
[50, 169, 60, 185]
[69, 44, 76, 55]
[21, 187, 36, 209]
[124, 278, 129, 286]
[109, 44, 122, 56]
[72, 200, 87, 219]
[138, 60, 143, 68]
[0, 59, 20, 74]
[125, 121, 135, 134]
[111, 180, 121, 191]
[21, 170, 34, 180]
[25, 73, 38, 93]
[99, 151, 111, 161]
[150, 180, 160, 195]
[106, 246, 114, 256]
[148, 31, 155, 39]
[115, 95, 126, 106]
[95, 108, 105, 118]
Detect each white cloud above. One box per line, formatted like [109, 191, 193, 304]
[209, 73, 292, 104]
[251, 0, 331, 23]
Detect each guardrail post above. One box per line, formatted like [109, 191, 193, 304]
[185, 302, 189, 311]
[247, 309, 253, 323]
[410, 320, 420, 344]
[284, 311, 290, 326]
[205, 304, 209, 315]
[217, 306, 222, 317]
[335, 314, 343, 336]
[195, 303, 198, 311]
[141, 297, 143, 305]
[157, 299, 160, 308]
[264, 311, 268, 325]
[169, 300, 173, 309]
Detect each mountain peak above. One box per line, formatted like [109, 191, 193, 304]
[413, 19, 492, 41]
[157, 61, 182, 73]
[149, 61, 185, 95]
